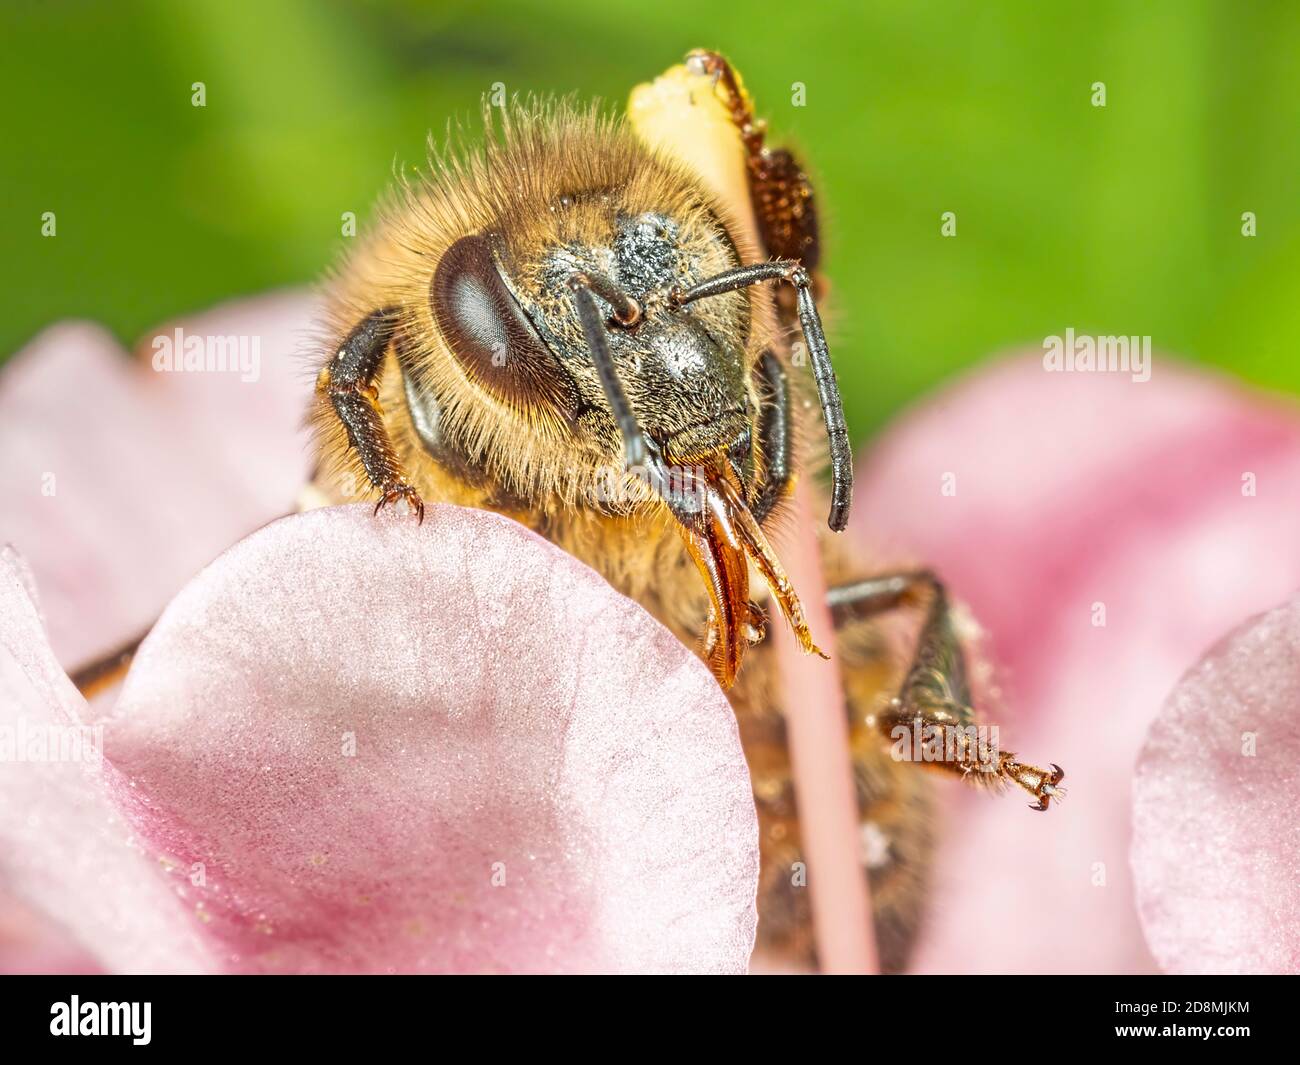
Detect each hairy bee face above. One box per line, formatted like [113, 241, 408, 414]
[403, 176, 820, 685]
[419, 190, 759, 509]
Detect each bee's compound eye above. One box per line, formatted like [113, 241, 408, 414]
[430, 234, 576, 418]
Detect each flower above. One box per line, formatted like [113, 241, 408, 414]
[0, 306, 758, 974]
[3, 298, 1298, 974]
[853, 353, 1300, 973]
[1133, 595, 1300, 974]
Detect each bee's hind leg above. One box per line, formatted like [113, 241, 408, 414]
[828, 571, 1066, 811]
[316, 306, 424, 521]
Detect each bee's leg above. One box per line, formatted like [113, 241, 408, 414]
[829, 571, 1067, 811]
[685, 49, 820, 271]
[316, 307, 424, 521]
[669, 261, 851, 530]
[752, 349, 791, 524]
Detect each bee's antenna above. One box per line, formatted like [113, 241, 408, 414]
[567, 273, 649, 468]
[668, 260, 853, 532]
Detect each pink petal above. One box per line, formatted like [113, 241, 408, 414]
[132, 290, 318, 516]
[0, 293, 315, 671]
[0, 548, 213, 973]
[97, 504, 756, 973]
[0, 897, 103, 975]
[1132, 595, 1300, 974]
[850, 354, 1300, 973]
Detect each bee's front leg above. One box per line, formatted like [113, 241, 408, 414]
[316, 307, 424, 522]
[829, 571, 1066, 811]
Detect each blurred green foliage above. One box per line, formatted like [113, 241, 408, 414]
[2, 0, 1297, 439]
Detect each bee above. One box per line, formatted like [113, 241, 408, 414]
[306, 51, 1067, 971]
[78, 51, 1065, 971]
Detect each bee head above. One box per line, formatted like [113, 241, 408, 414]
[425, 203, 760, 504]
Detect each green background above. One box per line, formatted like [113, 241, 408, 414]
[3, 0, 1297, 439]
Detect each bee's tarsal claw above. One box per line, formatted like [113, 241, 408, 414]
[1001, 754, 1066, 813]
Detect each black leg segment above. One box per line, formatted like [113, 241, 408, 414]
[319, 306, 424, 521]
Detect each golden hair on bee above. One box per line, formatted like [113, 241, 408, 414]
[311, 98, 774, 518]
